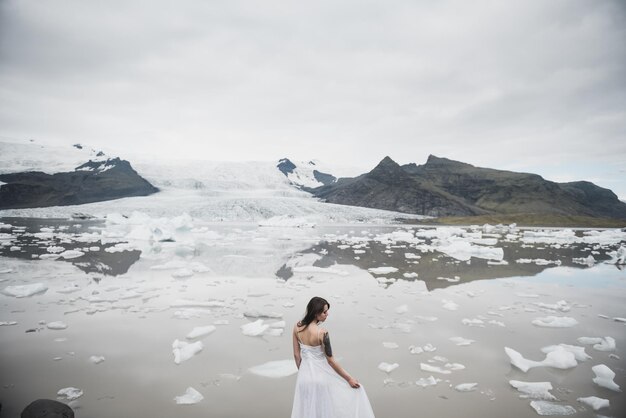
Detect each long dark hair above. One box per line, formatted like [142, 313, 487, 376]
[297, 296, 329, 331]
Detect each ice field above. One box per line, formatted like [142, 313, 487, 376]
[1, 214, 625, 417]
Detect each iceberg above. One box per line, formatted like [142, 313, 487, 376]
[57, 387, 83, 401]
[172, 339, 203, 364]
[174, 387, 204, 404]
[504, 347, 577, 372]
[455, 383, 477, 392]
[509, 380, 556, 400]
[378, 362, 399, 373]
[529, 401, 576, 416]
[249, 360, 297, 378]
[592, 364, 621, 392]
[531, 316, 578, 328]
[577, 396, 609, 411]
[3, 283, 48, 298]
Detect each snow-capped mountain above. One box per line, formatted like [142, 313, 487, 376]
[277, 158, 337, 189]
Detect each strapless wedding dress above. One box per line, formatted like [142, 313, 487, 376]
[291, 342, 375, 418]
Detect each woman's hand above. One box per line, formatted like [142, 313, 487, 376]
[348, 378, 360, 388]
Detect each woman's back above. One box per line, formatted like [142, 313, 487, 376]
[295, 322, 324, 347]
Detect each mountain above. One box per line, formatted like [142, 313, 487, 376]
[312, 155, 626, 219]
[0, 157, 158, 209]
[277, 158, 337, 189]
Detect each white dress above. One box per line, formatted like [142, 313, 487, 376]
[291, 339, 375, 418]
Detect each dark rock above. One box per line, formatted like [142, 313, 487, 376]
[21, 399, 74, 418]
[0, 158, 158, 209]
[277, 158, 297, 176]
[312, 170, 336, 186]
[72, 144, 82, 150]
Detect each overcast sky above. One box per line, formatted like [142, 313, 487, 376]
[1, 0, 625, 198]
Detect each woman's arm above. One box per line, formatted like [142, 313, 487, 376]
[322, 330, 360, 388]
[292, 325, 302, 369]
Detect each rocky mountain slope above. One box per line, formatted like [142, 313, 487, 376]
[313, 155, 626, 219]
[0, 157, 158, 209]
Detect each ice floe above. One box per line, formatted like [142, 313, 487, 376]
[455, 383, 478, 392]
[0, 321, 17, 326]
[2, 283, 48, 297]
[504, 347, 578, 372]
[591, 364, 621, 392]
[382, 342, 399, 349]
[175, 387, 204, 404]
[509, 380, 557, 400]
[415, 376, 440, 387]
[186, 326, 217, 339]
[248, 360, 297, 378]
[241, 319, 270, 336]
[577, 336, 616, 352]
[89, 355, 105, 364]
[529, 400, 576, 416]
[57, 387, 83, 401]
[172, 339, 203, 364]
[420, 363, 451, 374]
[449, 337, 475, 346]
[577, 396, 609, 411]
[541, 344, 591, 362]
[531, 316, 578, 328]
[59, 250, 84, 259]
[367, 267, 398, 275]
[378, 362, 399, 373]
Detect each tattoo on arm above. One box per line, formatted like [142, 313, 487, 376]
[323, 332, 333, 357]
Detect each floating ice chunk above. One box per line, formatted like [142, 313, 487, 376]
[59, 250, 84, 259]
[378, 362, 399, 373]
[0, 321, 17, 326]
[3, 283, 48, 298]
[572, 255, 596, 267]
[437, 241, 504, 262]
[445, 363, 465, 371]
[394, 304, 408, 314]
[368, 267, 398, 275]
[292, 266, 349, 276]
[420, 363, 451, 374]
[509, 380, 556, 400]
[89, 355, 105, 364]
[541, 344, 591, 362]
[47, 321, 68, 330]
[405, 253, 421, 259]
[488, 320, 505, 327]
[516, 258, 561, 266]
[244, 310, 283, 319]
[531, 316, 578, 328]
[442, 300, 459, 311]
[415, 376, 440, 387]
[174, 387, 204, 404]
[504, 347, 577, 373]
[529, 401, 576, 416]
[534, 300, 570, 312]
[577, 337, 616, 352]
[46, 246, 65, 253]
[449, 337, 475, 346]
[172, 268, 194, 278]
[249, 360, 298, 378]
[172, 339, 203, 364]
[409, 345, 424, 354]
[577, 396, 609, 411]
[592, 364, 621, 392]
[186, 326, 217, 339]
[455, 383, 477, 392]
[241, 319, 269, 336]
[383, 342, 399, 349]
[613, 317, 626, 323]
[516, 293, 540, 298]
[423, 344, 437, 352]
[462, 318, 485, 327]
[403, 272, 419, 278]
[39, 254, 61, 260]
[57, 387, 83, 401]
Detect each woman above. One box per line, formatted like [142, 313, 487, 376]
[291, 296, 375, 418]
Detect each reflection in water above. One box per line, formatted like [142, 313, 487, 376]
[278, 235, 621, 291]
[0, 217, 140, 276]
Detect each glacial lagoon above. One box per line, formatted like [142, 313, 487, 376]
[1, 215, 625, 417]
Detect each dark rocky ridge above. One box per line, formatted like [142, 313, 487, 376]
[0, 158, 158, 209]
[313, 155, 626, 219]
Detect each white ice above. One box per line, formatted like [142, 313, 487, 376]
[59, 250, 84, 259]
[241, 319, 269, 336]
[531, 316, 578, 328]
[504, 347, 577, 373]
[89, 356, 105, 364]
[529, 401, 576, 416]
[415, 376, 440, 387]
[592, 364, 621, 392]
[367, 267, 398, 275]
[541, 344, 591, 362]
[509, 380, 557, 400]
[57, 387, 83, 401]
[577, 396, 609, 411]
[186, 325, 217, 339]
[172, 339, 203, 364]
[2, 283, 48, 297]
[449, 337, 475, 346]
[420, 363, 451, 374]
[174, 387, 204, 404]
[576, 336, 616, 352]
[248, 360, 298, 378]
[378, 362, 399, 373]
[382, 342, 399, 349]
[47, 321, 68, 330]
[455, 383, 478, 392]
